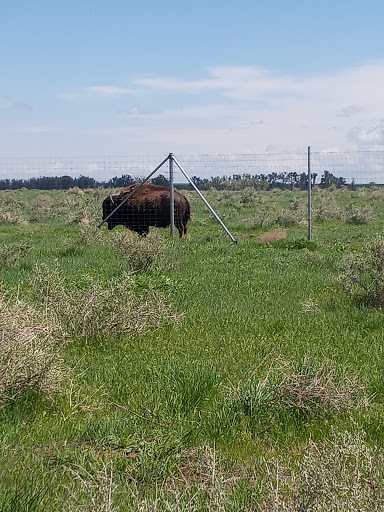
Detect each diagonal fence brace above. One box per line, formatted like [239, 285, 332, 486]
[97, 154, 170, 229]
[172, 155, 237, 244]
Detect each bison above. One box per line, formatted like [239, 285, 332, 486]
[102, 183, 190, 237]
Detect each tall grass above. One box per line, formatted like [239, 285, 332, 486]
[31, 262, 180, 340]
[0, 289, 66, 405]
[1, 186, 384, 509]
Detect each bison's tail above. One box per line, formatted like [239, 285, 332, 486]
[184, 200, 191, 223]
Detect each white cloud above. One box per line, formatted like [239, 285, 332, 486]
[336, 105, 364, 118]
[129, 62, 384, 152]
[9, 62, 384, 156]
[349, 120, 384, 147]
[0, 94, 32, 111]
[118, 106, 163, 118]
[15, 125, 50, 134]
[84, 86, 134, 96]
[134, 63, 384, 107]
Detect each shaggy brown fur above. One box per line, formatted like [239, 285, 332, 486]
[102, 183, 190, 237]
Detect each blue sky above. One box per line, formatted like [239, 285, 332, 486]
[1, 0, 384, 157]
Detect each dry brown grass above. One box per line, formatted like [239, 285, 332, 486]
[259, 230, 287, 245]
[338, 234, 384, 307]
[230, 357, 368, 419]
[59, 430, 384, 511]
[31, 263, 181, 340]
[0, 211, 27, 225]
[277, 361, 367, 414]
[61, 445, 246, 512]
[262, 430, 384, 511]
[0, 241, 31, 268]
[0, 289, 66, 404]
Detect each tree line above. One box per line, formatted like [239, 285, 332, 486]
[0, 170, 349, 191]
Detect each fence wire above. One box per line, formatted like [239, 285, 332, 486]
[1, 151, 384, 240]
[1, 151, 383, 188]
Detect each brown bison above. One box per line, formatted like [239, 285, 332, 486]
[102, 183, 190, 237]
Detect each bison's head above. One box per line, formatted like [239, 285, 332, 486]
[102, 195, 120, 230]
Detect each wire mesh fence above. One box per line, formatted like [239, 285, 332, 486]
[1, 151, 384, 240]
[1, 151, 383, 188]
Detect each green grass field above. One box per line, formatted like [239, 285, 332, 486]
[1, 186, 384, 510]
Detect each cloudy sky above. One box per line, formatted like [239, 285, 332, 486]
[1, 0, 384, 157]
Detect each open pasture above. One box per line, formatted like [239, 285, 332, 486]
[1, 185, 384, 510]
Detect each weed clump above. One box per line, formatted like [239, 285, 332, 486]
[339, 234, 384, 307]
[60, 431, 384, 511]
[31, 263, 179, 340]
[0, 290, 66, 405]
[228, 358, 366, 425]
[263, 430, 384, 511]
[276, 361, 366, 414]
[343, 204, 375, 224]
[61, 444, 248, 512]
[110, 230, 175, 272]
[276, 201, 307, 226]
[0, 211, 27, 225]
[79, 225, 106, 245]
[0, 241, 31, 268]
[313, 194, 342, 221]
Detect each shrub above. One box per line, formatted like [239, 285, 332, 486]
[276, 200, 307, 226]
[276, 208, 304, 226]
[0, 241, 31, 268]
[263, 430, 384, 511]
[61, 432, 384, 511]
[339, 234, 384, 307]
[343, 204, 374, 224]
[31, 263, 179, 340]
[61, 445, 247, 512]
[29, 195, 55, 222]
[276, 359, 366, 414]
[0, 211, 27, 225]
[110, 230, 175, 272]
[79, 225, 106, 245]
[0, 289, 66, 405]
[228, 358, 366, 423]
[313, 194, 342, 221]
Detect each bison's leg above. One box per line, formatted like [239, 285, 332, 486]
[175, 217, 185, 237]
[136, 227, 149, 237]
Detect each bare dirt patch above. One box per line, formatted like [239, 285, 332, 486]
[259, 229, 287, 245]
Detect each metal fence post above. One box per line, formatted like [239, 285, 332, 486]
[97, 154, 170, 229]
[308, 146, 312, 240]
[172, 155, 238, 244]
[169, 153, 175, 237]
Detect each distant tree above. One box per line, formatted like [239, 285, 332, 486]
[107, 175, 135, 188]
[58, 176, 74, 189]
[151, 174, 170, 187]
[191, 176, 204, 188]
[320, 170, 346, 189]
[209, 176, 225, 190]
[349, 178, 356, 191]
[287, 172, 298, 190]
[298, 173, 308, 191]
[77, 175, 97, 188]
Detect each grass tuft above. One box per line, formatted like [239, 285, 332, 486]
[0, 289, 66, 405]
[31, 262, 180, 340]
[339, 233, 384, 307]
